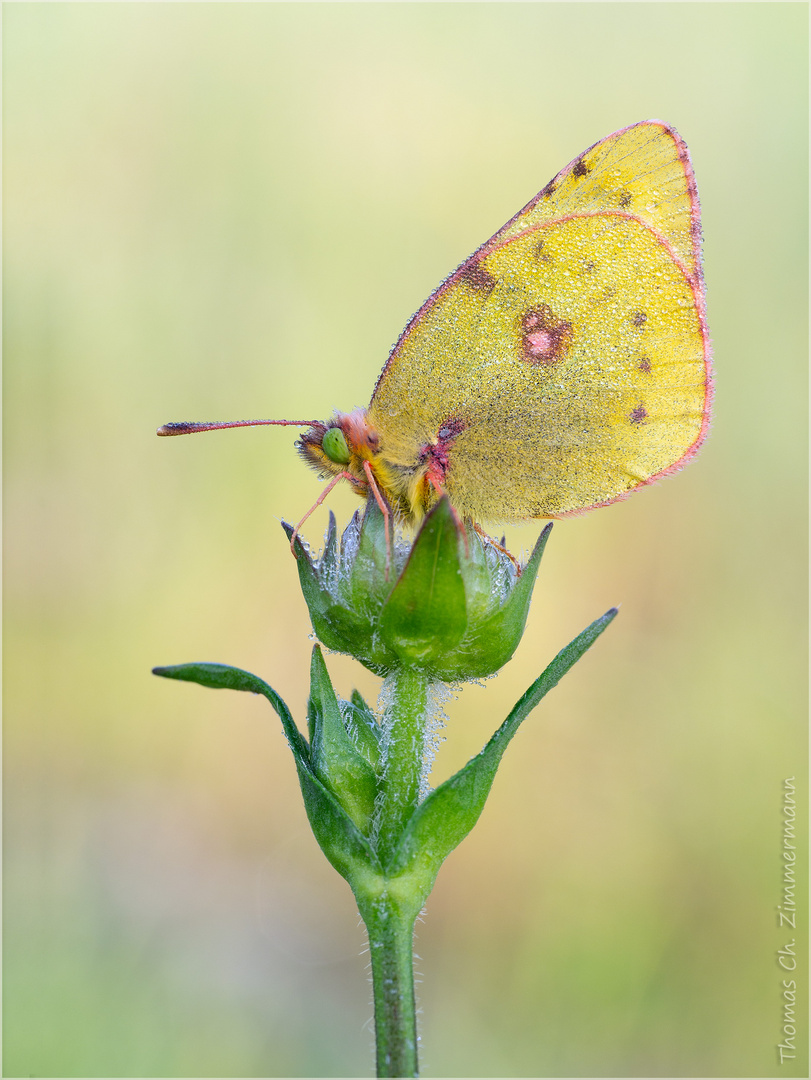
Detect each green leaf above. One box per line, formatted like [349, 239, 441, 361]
[378, 498, 468, 665]
[293, 760, 383, 882]
[152, 661, 381, 882]
[309, 646, 379, 832]
[384, 607, 619, 881]
[152, 661, 310, 764]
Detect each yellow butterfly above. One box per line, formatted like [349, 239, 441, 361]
[159, 120, 711, 533]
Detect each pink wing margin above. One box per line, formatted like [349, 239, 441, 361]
[371, 120, 713, 510]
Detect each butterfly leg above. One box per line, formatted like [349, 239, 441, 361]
[362, 460, 393, 576]
[472, 522, 520, 571]
[290, 471, 357, 553]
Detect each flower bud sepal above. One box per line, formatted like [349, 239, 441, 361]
[283, 496, 553, 681]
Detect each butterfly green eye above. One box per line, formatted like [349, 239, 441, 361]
[322, 427, 351, 466]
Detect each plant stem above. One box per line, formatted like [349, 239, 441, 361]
[355, 666, 431, 1077]
[375, 666, 431, 865]
[360, 891, 420, 1078]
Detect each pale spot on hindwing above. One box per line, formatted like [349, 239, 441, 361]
[519, 305, 572, 366]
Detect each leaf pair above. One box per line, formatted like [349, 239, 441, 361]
[152, 604, 616, 905]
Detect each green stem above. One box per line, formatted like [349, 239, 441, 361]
[360, 890, 420, 1079]
[375, 667, 431, 866]
[355, 666, 432, 1077]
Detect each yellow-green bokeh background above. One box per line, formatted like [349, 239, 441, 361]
[4, 4, 807, 1077]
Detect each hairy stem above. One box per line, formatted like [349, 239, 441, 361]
[361, 891, 420, 1078]
[375, 667, 431, 866]
[356, 666, 433, 1077]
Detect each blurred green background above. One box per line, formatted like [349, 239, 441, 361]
[4, 4, 807, 1078]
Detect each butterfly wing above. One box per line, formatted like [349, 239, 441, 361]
[492, 120, 704, 287]
[367, 120, 711, 521]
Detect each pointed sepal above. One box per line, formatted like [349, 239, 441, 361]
[308, 645, 379, 833]
[286, 497, 552, 681]
[343, 689, 382, 772]
[440, 522, 552, 680]
[378, 498, 468, 667]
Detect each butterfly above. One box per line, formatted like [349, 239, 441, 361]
[159, 120, 711, 537]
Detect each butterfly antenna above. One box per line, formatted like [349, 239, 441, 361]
[156, 419, 319, 436]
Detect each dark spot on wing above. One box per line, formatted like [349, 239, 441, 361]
[638, 356, 652, 373]
[618, 190, 632, 208]
[572, 157, 589, 178]
[460, 260, 497, 296]
[629, 405, 648, 424]
[534, 238, 552, 263]
[632, 311, 647, 327]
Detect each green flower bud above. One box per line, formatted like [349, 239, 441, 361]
[282, 498, 551, 682]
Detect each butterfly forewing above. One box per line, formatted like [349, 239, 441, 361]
[490, 120, 703, 286]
